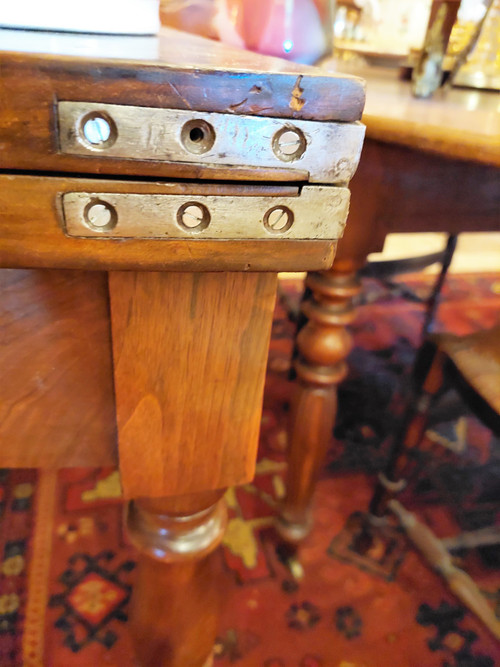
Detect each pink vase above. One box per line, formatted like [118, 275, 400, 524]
[217, 0, 334, 64]
[160, 0, 334, 65]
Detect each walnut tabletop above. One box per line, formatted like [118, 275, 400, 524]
[324, 61, 500, 167]
[0, 26, 365, 121]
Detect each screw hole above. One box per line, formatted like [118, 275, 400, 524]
[263, 206, 294, 234]
[272, 126, 306, 162]
[189, 127, 205, 143]
[181, 119, 216, 155]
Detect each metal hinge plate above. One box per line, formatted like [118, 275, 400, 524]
[61, 186, 349, 240]
[57, 101, 364, 184]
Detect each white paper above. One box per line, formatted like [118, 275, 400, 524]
[0, 0, 160, 35]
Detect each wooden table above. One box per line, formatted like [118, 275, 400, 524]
[279, 64, 500, 540]
[0, 27, 364, 666]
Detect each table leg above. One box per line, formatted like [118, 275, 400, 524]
[126, 491, 226, 667]
[278, 141, 386, 540]
[277, 265, 361, 540]
[108, 271, 277, 666]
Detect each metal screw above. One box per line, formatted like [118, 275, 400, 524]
[263, 206, 294, 234]
[272, 127, 306, 162]
[83, 116, 111, 145]
[181, 205, 205, 228]
[177, 202, 210, 232]
[277, 130, 302, 155]
[87, 203, 112, 227]
[83, 199, 117, 232]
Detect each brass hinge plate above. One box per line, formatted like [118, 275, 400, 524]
[61, 186, 349, 240]
[57, 101, 364, 184]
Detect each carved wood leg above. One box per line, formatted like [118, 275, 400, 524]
[126, 491, 226, 667]
[277, 140, 386, 542]
[108, 271, 277, 666]
[277, 267, 361, 540]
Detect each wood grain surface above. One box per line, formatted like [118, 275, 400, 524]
[359, 141, 500, 234]
[364, 115, 500, 168]
[109, 271, 277, 499]
[0, 175, 336, 272]
[0, 269, 117, 468]
[435, 326, 500, 415]
[126, 490, 226, 667]
[339, 139, 500, 257]
[0, 27, 365, 179]
[322, 62, 500, 167]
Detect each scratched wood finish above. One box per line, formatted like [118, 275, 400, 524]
[0, 175, 335, 272]
[0, 269, 117, 468]
[109, 271, 277, 499]
[0, 28, 365, 179]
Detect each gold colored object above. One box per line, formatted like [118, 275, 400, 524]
[452, 0, 500, 91]
[412, 1, 461, 98]
[61, 186, 350, 240]
[58, 101, 365, 184]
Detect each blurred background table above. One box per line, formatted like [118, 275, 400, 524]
[281, 61, 500, 538]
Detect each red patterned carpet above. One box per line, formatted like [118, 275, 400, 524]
[1, 273, 499, 667]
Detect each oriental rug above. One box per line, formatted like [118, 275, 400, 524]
[1, 272, 499, 667]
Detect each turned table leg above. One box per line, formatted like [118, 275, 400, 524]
[126, 491, 226, 667]
[278, 142, 385, 540]
[277, 267, 361, 540]
[108, 270, 277, 666]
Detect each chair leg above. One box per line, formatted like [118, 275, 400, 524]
[421, 233, 458, 337]
[389, 500, 500, 641]
[369, 345, 447, 518]
[368, 234, 457, 518]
